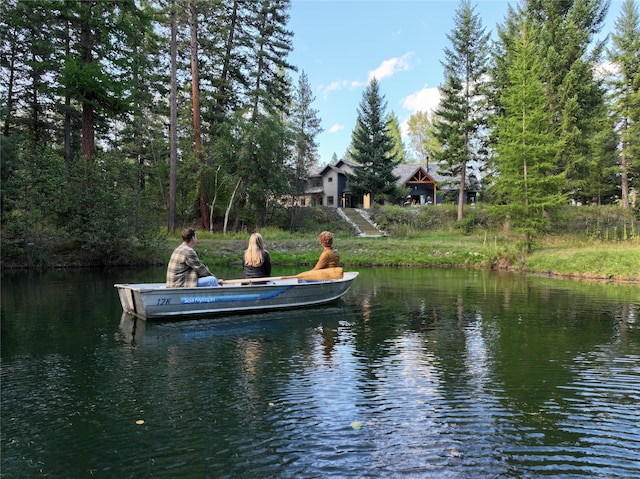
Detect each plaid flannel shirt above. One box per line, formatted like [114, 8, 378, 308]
[166, 243, 213, 288]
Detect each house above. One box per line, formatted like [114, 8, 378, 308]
[304, 160, 478, 208]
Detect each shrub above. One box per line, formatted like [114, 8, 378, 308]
[552, 205, 638, 241]
[285, 206, 357, 235]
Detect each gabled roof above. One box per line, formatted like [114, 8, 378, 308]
[335, 159, 359, 169]
[309, 164, 343, 178]
[393, 163, 450, 185]
[310, 160, 457, 187]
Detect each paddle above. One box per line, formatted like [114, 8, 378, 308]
[223, 267, 343, 285]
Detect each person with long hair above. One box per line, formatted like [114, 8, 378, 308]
[243, 233, 272, 279]
[313, 231, 340, 270]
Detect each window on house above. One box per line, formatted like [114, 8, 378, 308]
[328, 196, 334, 206]
[328, 177, 333, 182]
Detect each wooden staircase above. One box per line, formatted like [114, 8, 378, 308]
[339, 208, 385, 237]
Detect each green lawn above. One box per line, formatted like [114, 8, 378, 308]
[186, 231, 640, 283]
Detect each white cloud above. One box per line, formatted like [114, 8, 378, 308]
[329, 123, 344, 134]
[399, 86, 441, 136]
[594, 59, 617, 80]
[402, 85, 441, 115]
[368, 51, 414, 82]
[318, 52, 414, 99]
[318, 80, 349, 98]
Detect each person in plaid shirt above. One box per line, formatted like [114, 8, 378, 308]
[166, 228, 221, 288]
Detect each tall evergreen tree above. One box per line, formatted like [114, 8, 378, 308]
[433, 0, 490, 221]
[607, 0, 640, 209]
[495, 0, 610, 200]
[489, 21, 565, 252]
[581, 106, 620, 204]
[61, 0, 144, 162]
[290, 71, 322, 200]
[347, 78, 400, 205]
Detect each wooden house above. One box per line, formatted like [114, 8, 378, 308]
[304, 160, 478, 208]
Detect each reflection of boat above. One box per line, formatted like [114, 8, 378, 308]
[117, 312, 146, 344]
[115, 272, 359, 320]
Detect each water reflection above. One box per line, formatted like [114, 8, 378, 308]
[1, 267, 639, 478]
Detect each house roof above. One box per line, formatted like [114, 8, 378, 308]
[309, 160, 465, 188]
[309, 164, 343, 178]
[393, 163, 450, 185]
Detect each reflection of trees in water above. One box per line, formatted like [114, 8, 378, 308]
[347, 269, 639, 418]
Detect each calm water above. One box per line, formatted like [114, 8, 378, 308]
[2, 266, 639, 478]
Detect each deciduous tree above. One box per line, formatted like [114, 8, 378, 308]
[406, 110, 440, 171]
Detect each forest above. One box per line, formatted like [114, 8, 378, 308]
[1, 0, 639, 267]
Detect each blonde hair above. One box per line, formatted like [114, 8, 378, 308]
[244, 233, 267, 267]
[319, 231, 333, 248]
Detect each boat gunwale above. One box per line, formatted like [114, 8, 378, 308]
[115, 271, 358, 292]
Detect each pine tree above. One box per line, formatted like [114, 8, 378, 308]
[229, 0, 295, 227]
[497, 0, 610, 200]
[489, 21, 566, 252]
[607, 0, 640, 209]
[433, 0, 490, 221]
[290, 71, 322, 199]
[347, 78, 400, 205]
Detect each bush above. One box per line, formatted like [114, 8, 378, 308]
[370, 204, 459, 235]
[285, 206, 357, 235]
[57, 155, 163, 266]
[454, 210, 490, 234]
[552, 205, 638, 241]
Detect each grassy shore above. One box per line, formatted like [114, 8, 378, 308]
[5, 205, 638, 283]
[182, 229, 640, 283]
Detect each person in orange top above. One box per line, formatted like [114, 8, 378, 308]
[313, 231, 340, 270]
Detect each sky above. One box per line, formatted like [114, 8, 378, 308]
[287, 0, 628, 166]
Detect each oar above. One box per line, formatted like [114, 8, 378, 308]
[223, 267, 343, 285]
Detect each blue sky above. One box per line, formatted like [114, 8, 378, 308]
[287, 0, 627, 165]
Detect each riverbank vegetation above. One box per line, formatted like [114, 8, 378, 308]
[192, 205, 640, 282]
[5, 204, 637, 283]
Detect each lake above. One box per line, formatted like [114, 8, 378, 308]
[2, 266, 639, 478]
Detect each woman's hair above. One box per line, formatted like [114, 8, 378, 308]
[182, 228, 196, 242]
[244, 233, 266, 267]
[319, 231, 333, 248]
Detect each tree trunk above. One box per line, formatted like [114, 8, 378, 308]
[3, 29, 16, 138]
[621, 117, 629, 209]
[168, 6, 178, 232]
[209, 165, 221, 232]
[457, 159, 466, 222]
[187, 0, 209, 230]
[80, 3, 94, 161]
[223, 178, 242, 235]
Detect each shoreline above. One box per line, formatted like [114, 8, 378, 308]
[3, 235, 638, 285]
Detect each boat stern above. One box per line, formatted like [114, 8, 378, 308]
[115, 284, 147, 319]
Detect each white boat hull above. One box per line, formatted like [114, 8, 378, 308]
[115, 272, 358, 320]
